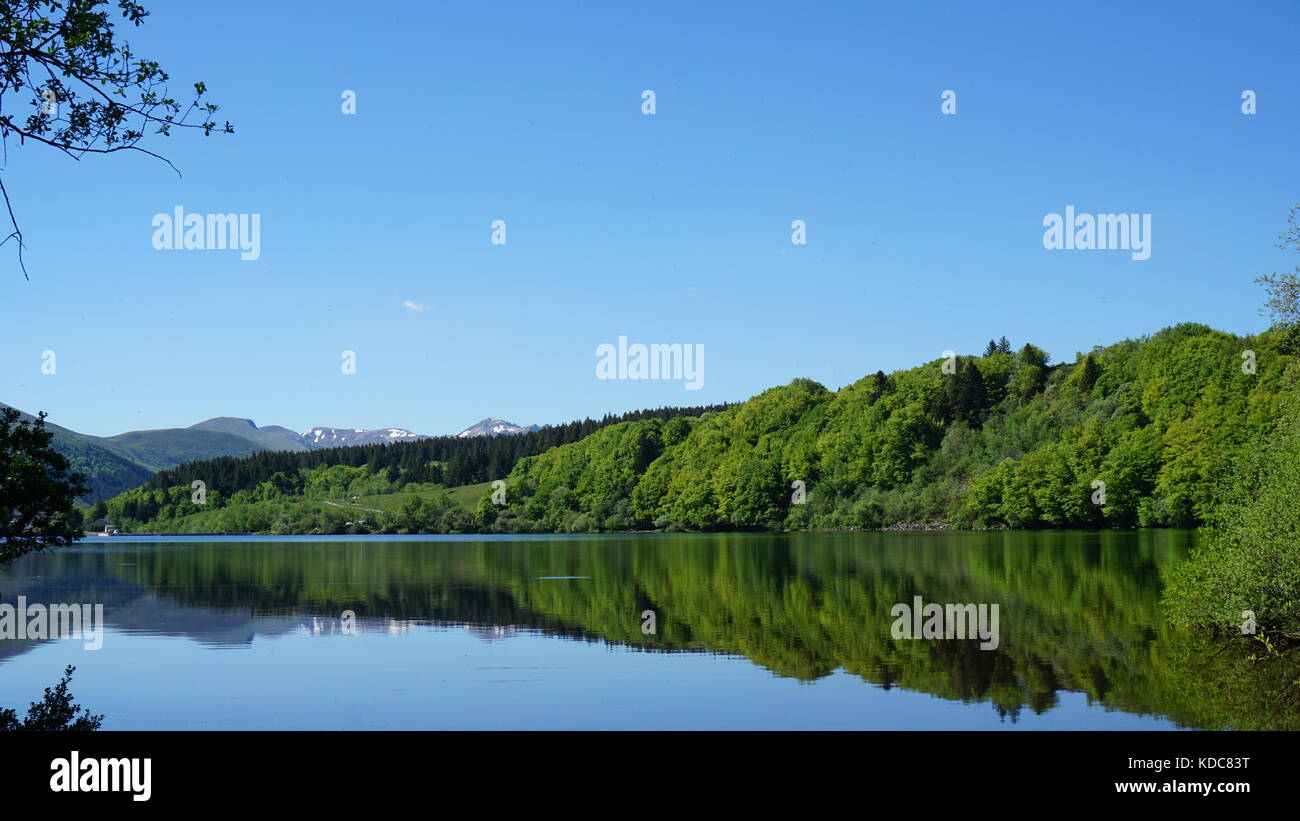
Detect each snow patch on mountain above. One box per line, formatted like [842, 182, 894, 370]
[455, 418, 542, 438]
[300, 426, 429, 448]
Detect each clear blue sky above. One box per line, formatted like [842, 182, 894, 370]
[3, 0, 1297, 437]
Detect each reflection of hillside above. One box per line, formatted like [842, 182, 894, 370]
[1, 534, 1296, 730]
[108, 595, 294, 648]
[466, 625, 519, 642]
[0, 565, 431, 657]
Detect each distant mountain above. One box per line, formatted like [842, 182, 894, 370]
[194, 418, 432, 450]
[189, 417, 308, 452]
[98, 428, 269, 472]
[258, 425, 305, 443]
[299, 426, 429, 448]
[35, 426, 154, 503]
[455, 418, 542, 438]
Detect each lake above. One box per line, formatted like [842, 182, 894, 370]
[0, 530, 1292, 730]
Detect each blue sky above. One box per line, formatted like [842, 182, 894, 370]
[2, 0, 1297, 437]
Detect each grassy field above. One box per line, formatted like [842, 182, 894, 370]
[328, 481, 493, 514]
[447, 481, 494, 507]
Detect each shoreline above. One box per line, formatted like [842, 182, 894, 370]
[84, 522, 1160, 539]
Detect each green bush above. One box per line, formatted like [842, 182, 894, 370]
[1164, 413, 1300, 634]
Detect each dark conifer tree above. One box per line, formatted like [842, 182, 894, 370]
[870, 370, 889, 399]
[955, 360, 990, 427]
[1078, 353, 1101, 393]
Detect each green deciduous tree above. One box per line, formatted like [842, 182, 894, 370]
[1254, 204, 1300, 329]
[1, 407, 87, 563]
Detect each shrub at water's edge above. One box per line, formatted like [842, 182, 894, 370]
[1163, 412, 1300, 637]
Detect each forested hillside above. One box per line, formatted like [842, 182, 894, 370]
[39, 431, 154, 503]
[483, 323, 1296, 533]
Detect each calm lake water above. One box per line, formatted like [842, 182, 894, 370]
[0, 530, 1292, 730]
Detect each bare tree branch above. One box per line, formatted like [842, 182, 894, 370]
[0, 0, 233, 277]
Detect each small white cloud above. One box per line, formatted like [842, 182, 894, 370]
[402, 300, 428, 312]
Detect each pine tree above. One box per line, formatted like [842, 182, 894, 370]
[998, 336, 1011, 354]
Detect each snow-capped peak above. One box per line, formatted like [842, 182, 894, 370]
[455, 418, 542, 438]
